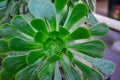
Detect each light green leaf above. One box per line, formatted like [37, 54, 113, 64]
[61, 56, 81, 80]
[54, 62, 62, 80]
[11, 15, 36, 37]
[76, 52, 115, 75]
[66, 27, 90, 42]
[88, 12, 98, 25]
[34, 31, 48, 43]
[0, 23, 32, 40]
[59, 27, 69, 38]
[38, 63, 54, 80]
[64, 3, 88, 30]
[9, 38, 42, 51]
[0, 69, 15, 80]
[0, 40, 10, 54]
[68, 40, 106, 58]
[73, 59, 104, 80]
[27, 50, 44, 65]
[31, 19, 48, 34]
[29, 0, 57, 31]
[16, 58, 44, 80]
[3, 55, 27, 71]
[55, 0, 68, 13]
[89, 23, 108, 36]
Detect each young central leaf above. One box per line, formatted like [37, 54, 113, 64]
[43, 37, 64, 55]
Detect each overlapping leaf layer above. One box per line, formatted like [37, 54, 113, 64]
[0, 0, 115, 80]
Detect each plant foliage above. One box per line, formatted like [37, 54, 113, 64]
[0, 0, 115, 80]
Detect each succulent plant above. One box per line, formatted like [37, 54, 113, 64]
[0, 0, 115, 80]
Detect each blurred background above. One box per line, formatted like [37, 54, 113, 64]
[96, 0, 120, 80]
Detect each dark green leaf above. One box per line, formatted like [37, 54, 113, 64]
[29, 0, 57, 31]
[0, 40, 10, 54]
[16, 58, 44, 80]
[27, 50, 44, 65]
[0, 69, 15, 80]
[34, 31, 48, 43]
[73, 59, 104, 80]
[31, 19, 48, 34]
[55, 0, 68, 13]
[0, 23, 31, 40]
[3, 55, 27, 71]
[66, 27, 90, 42]
[61, 56, 81, 80]
[49, 31, 59, 38]
[11, 15, 36, 37]
[54, 62, 62, 80]
[59, 27, 69, 38]
[38, 63, 54, 80]
[9, 38, 42, 51]
[65, 51, 73, 62]
[89, 23, 108, 36]
[64, 3, 88, 30]
[47, 55, 60, 64]
[68, 40, 106, 58]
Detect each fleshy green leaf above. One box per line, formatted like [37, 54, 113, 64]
[29, 0, 57, 31]
[0, 69, 15, 80]
[27, 50, 44, 65]
[0, 40, 10, 54]
[66, 27, 90, 42]
[9, 38, 42, 51]
[3, 55, 27, 71]
[65, 51, 73, 62]
[61, 56, 81, 80]
[64, 3, 88, 30]
[49, 31, 59, 38]
[31, 19, 48, 34]
[16, 58, 44, 80]
[55, 0, 68, 13]
[0, 23, 31, 40]
[54, 62, 62, 80]
[73, 59, 104, 80]
[76, 52, 115, 75]
[47, 55, 60, 64]
[38, 63, 54, 80]
[59, 27, 69, 38]
[11, 15, 36, 37]
[89, 23, 108, 36]
[68, 40, 106, 58]
[34, 31, 48, 43]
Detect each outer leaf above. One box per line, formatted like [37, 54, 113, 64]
[59, 27, 69, 38]
[38, 63, 54, 80]
[27, 50, 44, 65]
[68, 40, 106, 58]
[0, 23, 31, 40]
[0, 40, 10, 54]
[55, 0, 68, 13]
[54, 62, 62, 80]
[31, 19, 48, 34]
[11, 15, 36, 37]
[66, 27, 90, 42]
[76, 52, 115, 75]
[73, 59, 104, 80]
[9, 38, 42, 51]
[89, 23, 108, 36]
[34, 31, 48, 43]
[0, 69, 15, 80]
[3, 55, 27, 71]
[61, 56, 81, 80]
[64, 3, 88, 30]
[16, 58, 44, 80]
[29, 0, 57, 31]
